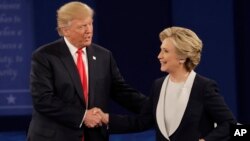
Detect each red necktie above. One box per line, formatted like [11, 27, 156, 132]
[76, 49, 88, 104]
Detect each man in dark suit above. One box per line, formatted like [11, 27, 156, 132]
[27, 2, 146, 141]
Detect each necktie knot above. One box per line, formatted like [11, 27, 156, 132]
[77, 48, 83, 55]
[77, 48, 81, 52]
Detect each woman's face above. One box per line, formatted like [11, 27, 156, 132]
[158, 38, 182, 73]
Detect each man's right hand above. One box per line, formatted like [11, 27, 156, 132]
[83, 108, 102, 128]
[83, 107, 109, 128]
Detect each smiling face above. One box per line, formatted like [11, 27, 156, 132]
[63, 17, 93, 48]
[158, 38, 183, 73]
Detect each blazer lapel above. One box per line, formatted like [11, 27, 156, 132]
[175, 72, 200, 131]
[86, 45, 97, 107]
[172, 71, 196, 131]
[57, 39, 85, 104]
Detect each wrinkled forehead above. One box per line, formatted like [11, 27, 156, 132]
[69, 16, 93, 25]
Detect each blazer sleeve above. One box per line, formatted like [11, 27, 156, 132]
[30, 51, 85, 129]
[108, 78, 160, 134]
[109, 52, 147, 113]
[109, 97, 154, 133]
[202, 79, 236, 141]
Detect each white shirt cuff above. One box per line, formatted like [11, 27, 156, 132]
[79, 110, 87, 128]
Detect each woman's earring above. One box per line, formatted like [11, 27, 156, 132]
[179, 59, 185, 64]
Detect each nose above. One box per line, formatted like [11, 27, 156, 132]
[157, 51, 162, 59]
[85, 24, 93, 33]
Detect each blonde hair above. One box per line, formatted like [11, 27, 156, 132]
[159, 26, 203, 71]
[56, 1, 94, 36]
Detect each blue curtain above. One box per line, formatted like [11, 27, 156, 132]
[234, 0, 250, 124]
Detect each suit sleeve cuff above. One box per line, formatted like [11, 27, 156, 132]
[79, 110, 87, 128]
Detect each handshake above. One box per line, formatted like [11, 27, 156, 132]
[83, 107, 109, 128]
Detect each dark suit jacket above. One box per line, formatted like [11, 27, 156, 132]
[27, 38, 146, 141]
[109, 74, 236, 141]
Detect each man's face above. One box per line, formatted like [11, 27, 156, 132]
[64, 17, 93, 48]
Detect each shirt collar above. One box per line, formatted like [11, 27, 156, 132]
[64, 37, 86, 54]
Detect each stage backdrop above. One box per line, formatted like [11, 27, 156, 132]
[1, 0, 250, 140]
[0, 0, 33, 116]
[171, 0, 237, 117]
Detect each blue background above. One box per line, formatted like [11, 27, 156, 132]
[0, 0, 249, 140]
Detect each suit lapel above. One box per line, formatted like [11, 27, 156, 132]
[153, 77, 165, 117]
[57, 39, 85, 104]
[173, 71, 196, 128]
[86, 45, 96, 107]
[176, 74, 201, 132]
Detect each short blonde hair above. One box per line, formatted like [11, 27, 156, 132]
[159, 26, 203, 71]
[56, 1, 94, 36]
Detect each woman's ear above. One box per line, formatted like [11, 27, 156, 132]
[179, 59, 185, 64]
